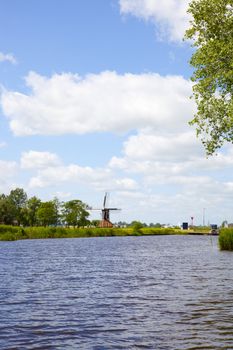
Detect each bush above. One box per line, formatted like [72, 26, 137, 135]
[0, 225, 28, 241]
[131, 221, 144, 233]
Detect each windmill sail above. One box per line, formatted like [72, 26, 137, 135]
[103, 192, 107, 209]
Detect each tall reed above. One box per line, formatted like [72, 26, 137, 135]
[219, 228, 233, 251]
[0, 225, 183, 241]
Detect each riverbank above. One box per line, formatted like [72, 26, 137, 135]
[0, 225, 194, 241]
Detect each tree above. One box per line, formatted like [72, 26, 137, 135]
[91, 219, 101, 227]
[149, 222, 161, 228]
[131, 221, 144, 232]
[0, 194, 15, 225]
[26, 196, 41, 226]
[221, 220, 228, 227]
[61, 200, 90, 227]
[8, 188, 27, 225]
[36, 201, 58, 227]
[185, 0, 233, 155]
[52, 197, 61, 226]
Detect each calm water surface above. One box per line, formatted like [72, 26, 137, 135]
[1, 235, 233, 349]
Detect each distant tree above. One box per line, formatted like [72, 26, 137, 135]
[221, 220, 228, 228]
[8, 188, 27, 225]
[131, 221, 144, 232]
[0, 194, 15, 224]
[52, 197, 61, 226]
[149, 222, 162, 228]
[0, 189, 92, 228]
[26, 196, 41, 226]
[78, 211, 90, 228]
[61, 200, 90, 227]
[185, 0, 233, 155]
[36, 201, 58, 227]
[91, 219, 100, 227]
[117, 221, 128, 228]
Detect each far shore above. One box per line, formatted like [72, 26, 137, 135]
[0, 225, 212, 241]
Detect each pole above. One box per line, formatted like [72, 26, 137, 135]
[203, 208, 206, 227]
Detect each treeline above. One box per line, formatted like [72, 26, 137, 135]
[0, 188, 90, 227]
[116, 221, 163, 228]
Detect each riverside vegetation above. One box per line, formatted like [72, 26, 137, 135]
[1, 187, 232, 251]
[219, 228, 233, 251]
[0, 225, 185, 241]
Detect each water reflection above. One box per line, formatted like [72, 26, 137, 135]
[1, 235, 233, 349]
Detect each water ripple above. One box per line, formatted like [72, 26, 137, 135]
[0, 235, 233, 349]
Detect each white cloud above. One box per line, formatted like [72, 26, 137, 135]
[122, 131, 204, 162]
[1, 71, 194, 136]
[0, 160, 18, 178]
[109, 130, 233, 177]
[0, 160, 18, 192]
[119, 0, 190, 42]
[28, 164, 109, 188]
[0, 52, 17, 64]
[21, 150, 61, 169]
[109, 129, 204, 176]
[115, 178, 138, 190]
[26, 157, 138, 193]
[52, 191, 72, 199]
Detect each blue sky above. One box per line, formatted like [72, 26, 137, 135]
[0, 0, 232, 225]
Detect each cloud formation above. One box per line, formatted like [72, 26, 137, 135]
[119, 0, 190, 42]
[121, 131, 203, 162]
[0, 52, 17, 64]
[21, 150, 61, 169]
[1, 71, 194, 136]
[19, 150, 138, 193]
[0, 160, 18, 192]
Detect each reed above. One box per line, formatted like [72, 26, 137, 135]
[0, 225, 183, 241]
[219, 228, 233, 251]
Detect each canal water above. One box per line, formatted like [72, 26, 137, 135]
[1, 235, 233, 349]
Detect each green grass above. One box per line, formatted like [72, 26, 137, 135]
[0, 225, 186, 241]
[219, 228, 233, 251]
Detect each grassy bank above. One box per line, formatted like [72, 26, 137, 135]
[219, 228, 233, 251]
[0, 225, 186, 241]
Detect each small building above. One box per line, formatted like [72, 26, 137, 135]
[182, 222, 189, 230]
[99, 219, 113, 228]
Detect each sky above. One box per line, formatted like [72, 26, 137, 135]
[0, 0, 232, 226]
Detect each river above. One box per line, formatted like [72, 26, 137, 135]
[1, 235, 233, 349]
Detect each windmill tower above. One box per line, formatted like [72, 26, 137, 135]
[99, 193, 120, 228]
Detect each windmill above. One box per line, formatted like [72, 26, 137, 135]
[90, 193, 120, 228]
